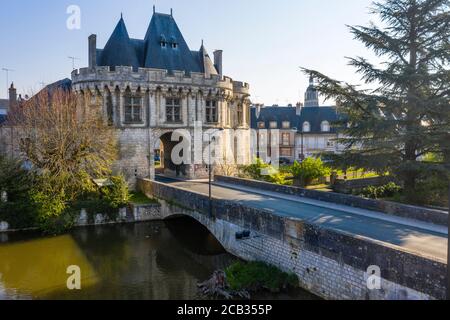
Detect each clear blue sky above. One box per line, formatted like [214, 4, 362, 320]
[0, 0, 377, 105]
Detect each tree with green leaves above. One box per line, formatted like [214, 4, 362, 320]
[290, 158, 330, 187]
[304, 0, 450, 200]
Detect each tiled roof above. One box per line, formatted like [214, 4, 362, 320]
[251, 105, 344, 134]
[97, 12, 214, 75]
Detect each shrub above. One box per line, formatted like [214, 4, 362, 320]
[242, 159, 287, 185]
[101, 175, 130, 209]
[38, 210, 77, 235]
[290, 158, 330, 187]
[361, 182, 403, 199]
[0, 201, 38, 229]
[225, 261, 299, 292]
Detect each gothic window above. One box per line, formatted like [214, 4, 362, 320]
[258, 122, 265, 129]
[237, 104, 244, 125]
[124, 93, 142, 123]
[321, 121, 330, 132]
[303, 122, 311, 133]
[270, 121, 278, 129]
[206, 100, 218, 123]
[166, 98, 181, 123]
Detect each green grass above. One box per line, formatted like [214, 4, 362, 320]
[225, 261, 299, 292]
[129, 192, 158, 205]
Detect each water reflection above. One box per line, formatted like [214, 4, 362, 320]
[0, 217, 317, 300]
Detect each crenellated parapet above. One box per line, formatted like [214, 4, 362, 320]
[71, 66, 244, 95]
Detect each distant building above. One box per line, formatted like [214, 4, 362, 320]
[251, 77, 346, 163]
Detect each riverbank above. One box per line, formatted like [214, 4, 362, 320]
[0, 202, 161, 234]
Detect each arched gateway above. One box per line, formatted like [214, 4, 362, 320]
[71, 10, 251, 186]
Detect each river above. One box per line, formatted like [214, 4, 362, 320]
[0, 217, 317, 300]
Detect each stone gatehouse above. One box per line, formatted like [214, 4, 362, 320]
[71, 9, 251, 184]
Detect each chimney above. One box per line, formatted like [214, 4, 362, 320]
[296, 102, 303, 116]
[8, 83, 17, 111]
[88, 34, 97, 69]
[213, 50, 223, 76]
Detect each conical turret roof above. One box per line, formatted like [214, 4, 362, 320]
[199, 44, 218, 77]
[98, 17, 140, 69]
[143, 13, 202, 73]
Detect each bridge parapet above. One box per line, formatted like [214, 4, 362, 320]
[138, 178, 446, 300]
[215, 176, 448, 227]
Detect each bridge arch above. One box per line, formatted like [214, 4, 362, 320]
[160, 207, 229, 252]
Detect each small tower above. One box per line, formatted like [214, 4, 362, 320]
[304, 76, 319, 107]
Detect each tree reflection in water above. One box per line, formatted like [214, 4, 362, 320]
[0, 217, 318, 300]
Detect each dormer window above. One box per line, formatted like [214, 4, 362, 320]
[321, 121, 330, 132]
[303, 122, 311, 132]
[160, 34, 167, 47]
[170, 37, 178, 49]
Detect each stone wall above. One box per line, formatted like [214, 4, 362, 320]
[0, 204, 161, 234]
[114, 128, 152, 186]
[138, 178, 447, 300]
[215, 175, 448, 227]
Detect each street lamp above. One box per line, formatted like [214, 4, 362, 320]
[206, 129, 223, 219]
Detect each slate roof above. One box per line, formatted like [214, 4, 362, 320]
[0, 100, 8, 125]
[251, 106, 301, 129]
[38, 78, 72, 96]
[97, 12, 216, 75]
[251, 105, 343, 134]
[0, 99, 8, 110]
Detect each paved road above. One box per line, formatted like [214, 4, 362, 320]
[155, 175, 448, 262]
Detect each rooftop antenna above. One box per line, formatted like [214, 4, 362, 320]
[153, 5, 155, 13]
[1, 68, 14, 99]
[121, 12, 123, 19]
[170, 8, 173, 16]
[68, 56, 80, 70]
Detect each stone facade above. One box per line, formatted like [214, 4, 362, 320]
[71, 11, 252, 185]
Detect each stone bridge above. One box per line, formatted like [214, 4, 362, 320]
[137, 177, 447, 300]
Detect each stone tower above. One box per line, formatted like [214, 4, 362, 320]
[304, 76, 319, 107]
[71, 10, 251, 186]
